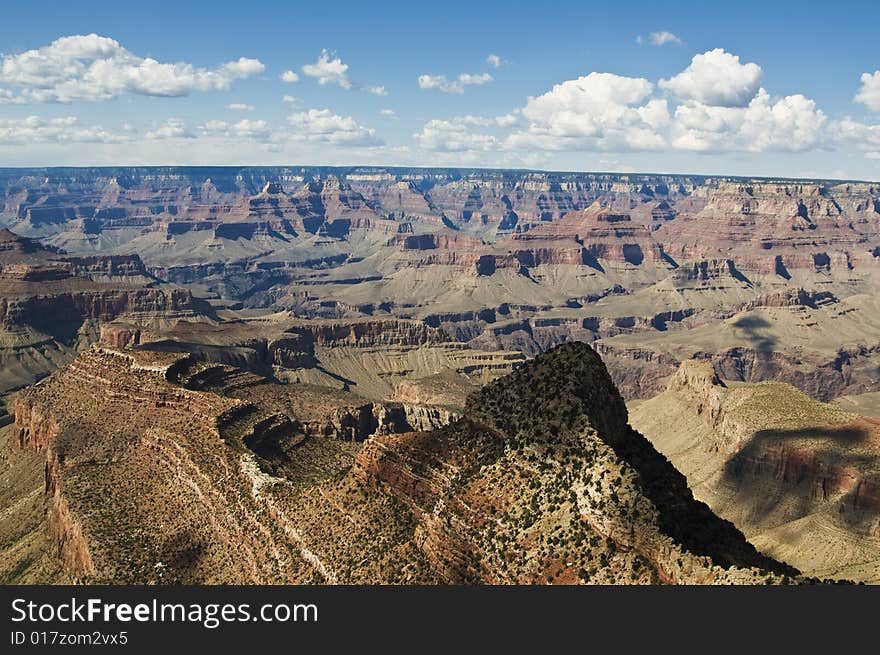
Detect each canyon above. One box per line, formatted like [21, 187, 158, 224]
[1, 166, 879, 584]
[7, 342, 797, 584]
[4, 167, 879, 405]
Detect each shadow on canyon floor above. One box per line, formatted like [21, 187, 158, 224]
[721, 423, 879, 535]
[731, 315, 778, 370]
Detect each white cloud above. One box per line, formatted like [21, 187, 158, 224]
[522, 73, 658, 125]
[416, 113, 519, 136]
[499, 66, 825, 155]
[0, 41, 864, 172]
[459, 73, 493, 86]
[280, 70, 300, 84]
[302, 50, 352, 89]
[417, 75, 455, 93]
[670, 89, 827, 152]
[486, 54, 507, 69]
[418, 72, 493, 94]
[300, 50, 385, 95]
[145, 118, 193, 140]
[854, 71, 880, 113]
[287, 108, 380, 146]
[199, 118, 271, 140]
[659, 48, 762, 107]
[457, 115, 494, 126]
[0, 88, 23, 104]
[282, 94, 298, 104]
[648, 31, 682, 46]
[200, 120, 228, 131]
[0, 34, 264, 103]
[506, 72, 668, 151]
[834, 117, 880, 156]
[220, 58, 264, 78]
[414, 117, 497, 152]
[0, 115, 131, 144]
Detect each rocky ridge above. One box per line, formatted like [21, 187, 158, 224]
[10, 342, 799, 584]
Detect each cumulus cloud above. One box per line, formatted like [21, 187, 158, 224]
[497, 65, 827, 155]
[506, 72, 668, 151]
[521, 73, 657, 123]
[418, 113, 518, 130]
[833, 117, 880, 157]
[0, 115, 131, 144]
[282, 95, 298, 104]
[0, 88, 23, 104]
[639, 31, 682, 46]
[300, 50, 385, 95]
[0, 34, 264, 103]
[457, 115, 494, 126]
[0, 40, 859, 168]
[459, 73, 493, 86]
[287, 108, 380, 146]
[145, 118, 193, 140]
[413, 117, 497, 152]
[486, 54, 507, 69]
[659, 48, 762, 107]
[302, 50, 352, 89]
[199, 118, 271, 140]
[280, 70, 300, 83]
[418, 72, 493, 94]
[669, 89, 828, 152]
[854, 71, 880, 113]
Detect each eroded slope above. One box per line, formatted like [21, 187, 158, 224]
[12, 342, 797, 584]
[630, 361, 880, 582]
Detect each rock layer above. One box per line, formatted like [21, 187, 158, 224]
[630, 360, 880, 581]
[12, 342, 797, 584]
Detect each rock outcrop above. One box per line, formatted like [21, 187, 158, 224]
[657, 181, 880, 274]
[0, 229, 213, 398]
[12, 342, 799, 584]
[353, 343, 795, 583]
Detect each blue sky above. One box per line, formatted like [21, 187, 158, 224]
[1, 0, 879, 179]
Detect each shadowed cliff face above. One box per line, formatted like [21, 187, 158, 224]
[466, 342, 796, 575]
[9, 341, 798, 584]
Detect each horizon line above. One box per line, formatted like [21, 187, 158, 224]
[0, 164, 876, 186]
